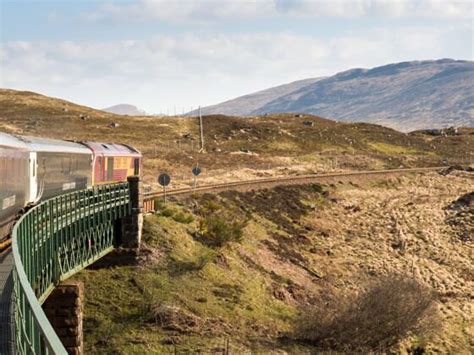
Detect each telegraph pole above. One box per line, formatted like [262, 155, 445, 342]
[199, 106, 204, 152]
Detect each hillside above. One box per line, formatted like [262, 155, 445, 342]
[103, 104, 148, 116]
[0, 89, 473, 191]
[0, 90, 472, 353]
[75, 171, 474, 353]
[195, 59, 474, 131]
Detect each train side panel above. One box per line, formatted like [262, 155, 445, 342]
[35, 151, 92, 202]
[18, 135, 93, 203]
[0, 135, 29, 243]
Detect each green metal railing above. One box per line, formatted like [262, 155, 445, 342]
[12, 183, 131, 354]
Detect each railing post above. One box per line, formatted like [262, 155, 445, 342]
[121, 176, 143, 249]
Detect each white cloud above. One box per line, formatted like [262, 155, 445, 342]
[0, 24, 469, 112]
[83, 0, 474, 23]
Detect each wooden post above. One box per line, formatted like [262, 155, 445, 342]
[199, 106, 204, 152]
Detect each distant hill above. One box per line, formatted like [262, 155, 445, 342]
[102, 104, 147, 116]
[193, 59, 474, 131]
[192, 77, 325, 116]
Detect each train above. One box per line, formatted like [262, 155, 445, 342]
[0, 132, 142, 249]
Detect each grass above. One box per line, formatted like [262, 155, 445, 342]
[71, 179, 474, 353]
[74, 186, 330, 353]
[368, 142, 423, 155]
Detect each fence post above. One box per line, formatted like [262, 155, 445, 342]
[121, 176, 143, 248]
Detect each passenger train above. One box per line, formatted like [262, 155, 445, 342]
[0, 132, 142, 249]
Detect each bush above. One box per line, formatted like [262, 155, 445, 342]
[295, 275, 438, 352]
[169, 250, 216, 276]
[160, 208, 174, 217]
[197, 215, 245, 247]
[172, 212, 194, 224]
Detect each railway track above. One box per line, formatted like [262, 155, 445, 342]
[144, 166, 446, 200]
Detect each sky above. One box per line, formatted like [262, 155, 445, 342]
[1, 0, 473, 114]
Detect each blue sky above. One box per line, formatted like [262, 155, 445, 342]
[1, 0, 473, 113]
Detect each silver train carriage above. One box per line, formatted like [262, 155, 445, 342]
[0, 133, 93, 244]
[18, 135, 93, 202]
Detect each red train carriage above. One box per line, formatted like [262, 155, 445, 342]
[79, 142, 142, 185]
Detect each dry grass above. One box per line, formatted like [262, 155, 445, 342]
[295, 274, 439, 352]
[1, 89, 473, 190]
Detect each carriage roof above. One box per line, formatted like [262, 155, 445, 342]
[0, 132, 29, 150]
[79, 141, 141, 157]
[16, 135, 92, 155]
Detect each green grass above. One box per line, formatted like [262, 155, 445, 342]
[74, 187, 332, 353]
[368, 142, 422, 155]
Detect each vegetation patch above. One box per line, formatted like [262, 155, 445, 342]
[445, 191, 474, 242]
[294, 275, 439, 352]
[368, 142, 422, 155]
[75, 175, 473, 353]
[196, 214, 245, 247]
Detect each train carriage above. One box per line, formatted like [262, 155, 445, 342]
[0, 133, 29, 245]
[80, 142, 141, 185]
[18, 136, 93, 202]
[0, 132, 142, 247]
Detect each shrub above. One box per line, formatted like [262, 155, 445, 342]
[295, 275, 438, 352]
[161, 208, 174, 217]
[172, 212, 194, 224]
[153, 197, 165, 210]
[169, 250, 216, 276]
[197, 215, 245, 247]
[199, 199, 222, 214]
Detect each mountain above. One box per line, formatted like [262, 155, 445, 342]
[193, 77, 325, 116]
[194, 59, 474, 131]
[102, 104, 147, 116]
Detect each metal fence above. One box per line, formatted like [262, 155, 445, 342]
[12, 183, 131, 354]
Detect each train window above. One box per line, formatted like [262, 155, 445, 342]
[134, 158, 139, 175]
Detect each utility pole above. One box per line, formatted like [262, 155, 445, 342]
[199, 106, 204, 152]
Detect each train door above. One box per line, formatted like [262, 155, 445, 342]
[107, 157, 114, 181]
[134, 158, 140, 175]
[27, 152, 38, 203]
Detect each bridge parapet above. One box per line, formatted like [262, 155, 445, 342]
[12, 182, 132, 354]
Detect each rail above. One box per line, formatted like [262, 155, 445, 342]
[12, 183, 131, 354]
